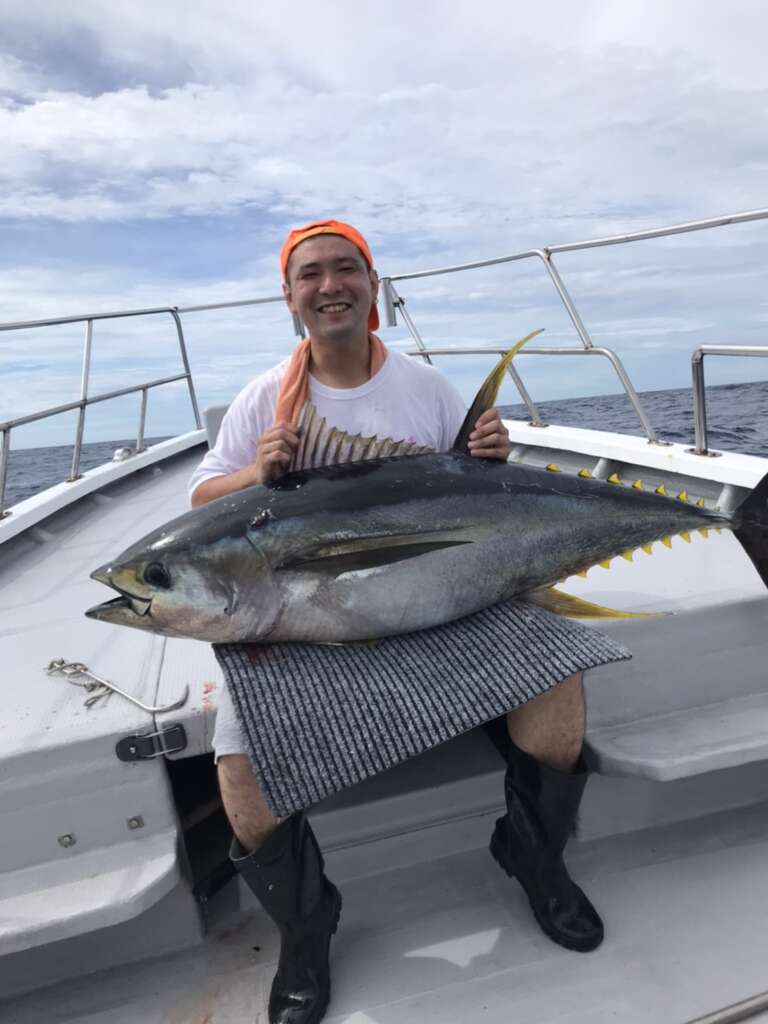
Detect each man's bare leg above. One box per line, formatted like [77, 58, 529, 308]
[505, 671, 585, 773]
[218, 753, 284, 851]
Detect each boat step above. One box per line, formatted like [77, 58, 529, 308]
[0, 829, 180, 957]
[587, 692, 768, 780]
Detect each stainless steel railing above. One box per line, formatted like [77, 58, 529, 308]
[383, 207, 768, 447]
[690, 345, 768, 456]
[3, 207, 768, 516]
[0, 306, 204, 518]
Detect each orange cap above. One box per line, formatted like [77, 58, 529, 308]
[280, 219, 379, 332]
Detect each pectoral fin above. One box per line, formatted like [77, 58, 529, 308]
[526, 586, 668, 620]
[282, 533, 474, 575]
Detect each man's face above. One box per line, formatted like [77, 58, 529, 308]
[283, 235, 378, 343]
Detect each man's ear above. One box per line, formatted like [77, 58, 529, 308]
[369, 268, 379, 300]
[282, 280, 295, 312]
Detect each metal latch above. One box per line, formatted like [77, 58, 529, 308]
[116, 723, 187, 762]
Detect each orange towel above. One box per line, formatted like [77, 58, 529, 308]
[274, 334, 388, 427]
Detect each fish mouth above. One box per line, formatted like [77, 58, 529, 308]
[85, 593, 152, 620]
[88, 564, 153, 619]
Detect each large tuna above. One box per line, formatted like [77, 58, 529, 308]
[86, 342, 768, 643]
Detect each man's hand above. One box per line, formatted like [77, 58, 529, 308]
[467, 408, 511, 461]
[252, 421, 300, 484]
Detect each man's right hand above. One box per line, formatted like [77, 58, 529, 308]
[252, 421, 301, 485]
[190, 421, 300, 507]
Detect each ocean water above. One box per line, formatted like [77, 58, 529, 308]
[5, 381, 768, 509]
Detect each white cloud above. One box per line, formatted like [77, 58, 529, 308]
[2, 0, 768, 443]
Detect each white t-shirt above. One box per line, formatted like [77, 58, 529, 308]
[189, 350, 467, 501]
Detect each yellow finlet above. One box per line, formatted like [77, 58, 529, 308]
[655, 483, 667, 496]
[607, 472, 621, 485]
[577, 468, 592, 479]
[599, 559, 611, 569]
[696, 498, 706, 508]
[546, 463, 561, 472]
[577, 568, 588, 578]
[677, 490, 689, 503]
[698, 528, 710, 539]
[632, 479, 643, 490]
[527, 587, 668, 620]
[621, 550, 634, 562]
[661, 535, 673, 549]
[680, 530, 692, 543]
[715, 527, 722, 534]
[641, 543, 653, 555]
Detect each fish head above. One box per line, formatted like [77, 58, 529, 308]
[86, 528, 282, 642]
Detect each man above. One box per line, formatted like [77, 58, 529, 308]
[190, 220, 601, 1024]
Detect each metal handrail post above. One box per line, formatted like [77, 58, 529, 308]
[381, 278, 398, 328]
[689, 344, 768, 455]
[387, 281, 432, 365]
[169, 310, 202, 429]
[537, 250, 595, 350]
[69, 319, 94, 481]
[526, 345, 661, 443]
[136, 387, 148, 453]
[0, 429, 10, 519]
[505, 363, 545, 426]
[691, 351, 710, 455]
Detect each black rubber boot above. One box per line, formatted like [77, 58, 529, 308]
[231, 812, 342, 1024]
[489, 740, 604, 952]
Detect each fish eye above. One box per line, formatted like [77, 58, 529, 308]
[144, 562, 171, 589]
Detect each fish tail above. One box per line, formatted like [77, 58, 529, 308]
[734, 470, 768, 586]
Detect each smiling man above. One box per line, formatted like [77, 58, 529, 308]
[188, 220, 598, 1024]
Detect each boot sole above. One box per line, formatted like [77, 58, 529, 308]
[269, 888, 343, 1024]
[489, 830, 603, 954]
[304, 887, 343, 1024]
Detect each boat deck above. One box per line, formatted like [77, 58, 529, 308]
[2, 424, 768, 1021]
[4, 798, 768, 1023]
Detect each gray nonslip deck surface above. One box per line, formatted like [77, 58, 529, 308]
[4, 799, 768, 1024]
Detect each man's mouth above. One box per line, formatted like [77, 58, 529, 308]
[317, 302, 351, 313]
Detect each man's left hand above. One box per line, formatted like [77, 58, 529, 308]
[468, 408, 511, 461]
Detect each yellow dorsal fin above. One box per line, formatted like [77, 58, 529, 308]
[655, 483, 667, 496]
[621, 550, 634, 562]
[677, 490, 689, 503]
[527, 587, 667, 620]
[578, 468, 592, 479]
[642, 543, 653, 555]
[661, 535, 673, 548]
[452, 328, 545, 453]
[546, 463, 560, 472]
[632, 479, 643, 490]
[680, 530, 691, 543]
[607, 472, 621, 484]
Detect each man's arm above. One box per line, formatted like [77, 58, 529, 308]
[468, 408, 512, 461]
[191, 422, 300, 507]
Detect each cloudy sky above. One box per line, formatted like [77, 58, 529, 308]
[2, 0, 768, 447]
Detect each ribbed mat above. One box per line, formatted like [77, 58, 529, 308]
[214, 599, 631, 816]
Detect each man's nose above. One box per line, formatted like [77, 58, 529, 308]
[318, 270, 343, 292]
